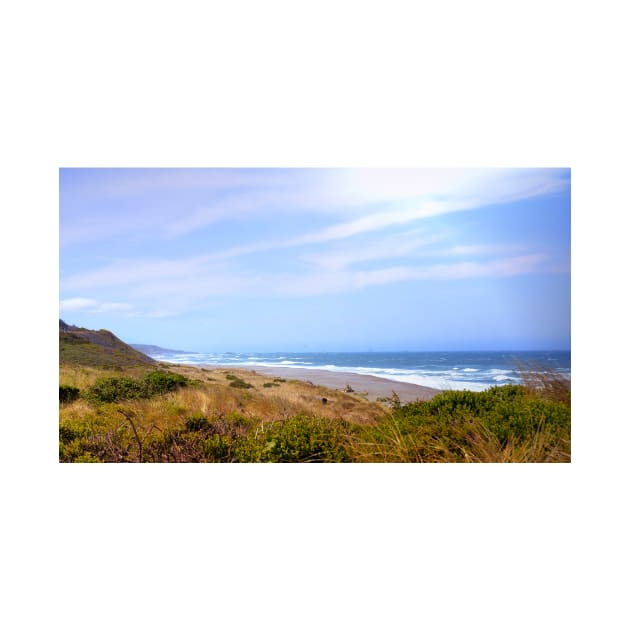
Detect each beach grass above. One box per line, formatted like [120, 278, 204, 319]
[59, 363, 570, 463]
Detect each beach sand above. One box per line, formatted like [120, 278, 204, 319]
[205, 365, 442, 403]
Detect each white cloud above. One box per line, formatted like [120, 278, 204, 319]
[296, 229, 529, 274]
[62, 168, 569, 248]
[60, 255, 213, 291]
[59, 297, 98, 310]
[274, 254, 549, 296]
[59, 167, 567, 313]
[60, 245, 552, 311]
[92, 302, 133, 313]
[59, 297, 133, 314]
[414, 254, 547, 280]
[300, 233, 443, 271]
[198, 169, 567, 253]
[286, 169, 568, 247]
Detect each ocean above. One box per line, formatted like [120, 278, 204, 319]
[146, 349, 571, 392]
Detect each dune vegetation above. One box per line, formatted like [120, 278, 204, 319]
[59, 322, 155, 368]
[59, 362, 570, 463]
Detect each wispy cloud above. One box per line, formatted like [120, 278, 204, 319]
[60, 297, 133, 313]
[273, 254, 550, 296]
[300, 238, 528, 272]
[61, 256, 213, 291]
[61, 168, 570, 246]
[59, 296, 181, 320]
[62, 250, 552, 307]
[300, 232, 443, 271]
[284, 170, 568, 248]
[60, 297, 98, 310]
[188, 170, 569, 256]
[288, 201, 464, 245]
[59, 168, 570, 349]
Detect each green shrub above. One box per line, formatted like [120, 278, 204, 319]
[203, 434, 233, 462]
[234, 416, 350, 462]
[83, 371, 189, 403]
[229, 378, 253, 389]
[59, 384, 80, 404]
[59, 417, 122, 462]
[482, 398, 570, 444]
[74, 453, 103, 463]
[84, 376, 146, 403]
[184, 414, 211, 432]
[375, 384, 571, 459]
[59, 424, 78, 443]
[263, 382, 280, 388]
[143, 370, 189, 395]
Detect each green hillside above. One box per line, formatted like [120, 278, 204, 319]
[59, 320, 155, 368]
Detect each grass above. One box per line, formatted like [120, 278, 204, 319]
[59, 331, 154, 368]
[59, 364, 570, 463]
[349, 383, 570, 463]
[515, 360, 571, 404]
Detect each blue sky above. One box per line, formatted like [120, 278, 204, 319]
[59, 168, 570, 351]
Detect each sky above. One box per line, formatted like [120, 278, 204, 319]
[59, 168, 570, 352]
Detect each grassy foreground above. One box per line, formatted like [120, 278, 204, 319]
[59, 364, 570, 463]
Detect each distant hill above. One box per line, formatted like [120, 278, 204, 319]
[130, 344, 190, 356]
[59, 320, 156, 367]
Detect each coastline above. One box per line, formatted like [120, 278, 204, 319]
[200, 364, 442, 403]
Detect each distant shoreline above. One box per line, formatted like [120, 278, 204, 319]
[148, 350, 570, 392]
[195, 364, 442, 403]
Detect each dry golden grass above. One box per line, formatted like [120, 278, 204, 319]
[59, 365, 385, 438]
[59, 364, 149, 389]
[453, 421, 571, 463]
[60, 363, 570, 463]
[346, 414, 571, 463]
[515, 360, 571, 404]
[168, 366, 384, 423]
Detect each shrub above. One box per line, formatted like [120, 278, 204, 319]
[59, 417, 124, 462]
[84, 376, 145, 403]
[74, 453, 102, 463]
[143, 370, 189, 395]
[359, 384, 571, 461]
[234, 416, 350, 462]
[59, 424, 78, 443]
[59, 384, 80, 404]
[83, 371, 189, 403]
[184, 414, 211, 432]
[203, 434, 233, 462]
[482, 398, 570, 444]
[229, 378, 253, 389]
[263, 382, 280, 388]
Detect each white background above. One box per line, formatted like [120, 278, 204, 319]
[1, 1, 628, 628]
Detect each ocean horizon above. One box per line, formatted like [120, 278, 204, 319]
[142, 349, 571, 392]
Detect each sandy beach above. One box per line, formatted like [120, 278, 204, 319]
[206, 365, 442, 403]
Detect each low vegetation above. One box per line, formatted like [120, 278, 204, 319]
[82, 370, 190, 403]
[59, 385, 80, 404]
[227, 376, 254, 389]
[351, 383, 570, 462]
[59, 363, 570, 463]
[59, 330, 155, 368]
